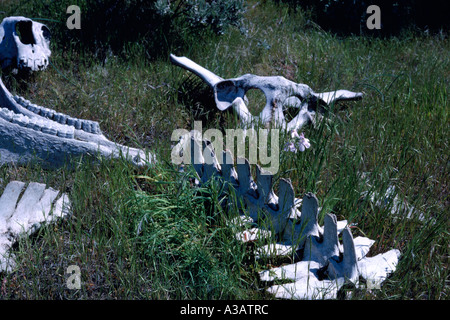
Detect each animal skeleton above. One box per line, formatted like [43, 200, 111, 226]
[0, 16, 151, 168]
[0, 77, 152, 168]
[0, 16, 51, 72]
[176, 133, 400, 299]
[0, 17, 399, 297]
[170, 54, 363, 131]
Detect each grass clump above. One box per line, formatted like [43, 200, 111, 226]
[130, 169, 259, 299]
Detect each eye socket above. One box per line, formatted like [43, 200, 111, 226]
[41, 25, 51, 41]
[15, 20, 36, 45]
[244, 88, 267, 115]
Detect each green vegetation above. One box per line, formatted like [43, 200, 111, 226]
[0, 0, 448, 299]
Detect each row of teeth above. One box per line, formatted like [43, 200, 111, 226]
[12, 95, 101, 134]
[0, 107, 75, 139]
[17, 57, 49, 70]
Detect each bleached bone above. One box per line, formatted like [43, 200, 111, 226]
[176, 133, 400, 299]
[361, 184, 425, 221]
[0, 17, 51, 72]
[0, 180, 71, 272]
[0, 77, 153, 168]
[170, 54, 363, 131]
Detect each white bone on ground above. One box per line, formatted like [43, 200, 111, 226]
[0, 181, 72, 272]
[358, 249, 401, 286]
[0, 181, 26, 233]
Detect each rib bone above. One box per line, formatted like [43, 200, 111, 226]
[0, 180, 71, 272]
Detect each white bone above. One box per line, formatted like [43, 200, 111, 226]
[0, 16, 51, 72]
[0, 181, 26, 233]
[0, 181, 71, 272]
[170, 54, 363, 131]
[358, 249, 401, 288]
[236, 228, 271, 242]
[170, 54, 223, 87]
[361, 184, 426, 221]
[0, 77, 154, 168]
[175, 133, 401, 299]
[267, 274, 344, 300]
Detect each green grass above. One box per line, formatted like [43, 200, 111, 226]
[0, 1, 448, 300]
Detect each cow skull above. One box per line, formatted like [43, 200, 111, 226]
[0, 16, 51, 72]
[0, 77, 153, 168]
[170, 54, 363, 131]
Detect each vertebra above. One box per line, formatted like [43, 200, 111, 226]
[0, 77, 153, 168]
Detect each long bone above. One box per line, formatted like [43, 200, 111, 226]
[0, 77, 153, 168]
[176, 132, 400, 299]
[170, 54, 363, 130]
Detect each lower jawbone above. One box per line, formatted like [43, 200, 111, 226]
[0, 78, 153, 168]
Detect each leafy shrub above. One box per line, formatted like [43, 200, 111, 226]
[157, 0, 245, 35]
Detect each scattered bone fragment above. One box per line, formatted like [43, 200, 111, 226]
[0, 181, 71, 272]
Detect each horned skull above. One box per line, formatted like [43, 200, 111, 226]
[170, 54, 363, 131]
[0, 16, 51, 72]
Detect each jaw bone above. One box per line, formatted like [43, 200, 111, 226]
[170, 54, 363, 131]
[0, 77, 153, 168]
